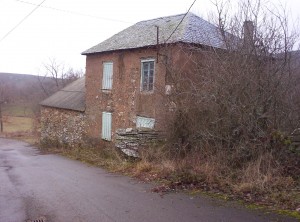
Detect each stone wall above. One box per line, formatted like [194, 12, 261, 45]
[115, 128, 163, 157]
[40, 106, 85, 147]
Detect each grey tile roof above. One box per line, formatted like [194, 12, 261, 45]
[82, 13, 226, 55]
[40, 77, 85, 112]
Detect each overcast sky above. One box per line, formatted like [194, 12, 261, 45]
[0, 0, 299, 75]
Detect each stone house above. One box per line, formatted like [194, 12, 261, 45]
[81, 12, 227, 147]
[41, 12, 230, 152]
[40, 77, 86, 146]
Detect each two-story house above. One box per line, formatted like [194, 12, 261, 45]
[81, 12, 225, 143]
[40, 12, 229, 149]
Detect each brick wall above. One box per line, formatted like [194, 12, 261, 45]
[85, 47, 170, 141]
[40, 106, 85, 146]
[84, 44, 204, 143]
[39, 44, 204, 148]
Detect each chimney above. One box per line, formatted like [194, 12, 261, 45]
[243, 20, 254, 52]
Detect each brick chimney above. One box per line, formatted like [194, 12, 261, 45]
[243, 20, 254, 52]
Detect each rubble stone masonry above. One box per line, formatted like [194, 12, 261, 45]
[40, 107, 86, 146]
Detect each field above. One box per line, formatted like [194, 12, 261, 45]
[0, 104, 37, 143]
[2, 104, 34, 117]
[2, 116, 33, 133]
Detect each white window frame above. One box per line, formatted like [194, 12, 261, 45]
[102, 62, 113, 90]
[140, 59, 155, 92]
[136, 116, 155, 129]
[102, 112, 112, 141]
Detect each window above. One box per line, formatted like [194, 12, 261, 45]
[102, 62, 113, 90]
[136, 116, 155, 129]
[141, 59, 155, 91]
[102, 112, 112, 141]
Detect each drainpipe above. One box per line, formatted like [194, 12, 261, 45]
[155, 25, 159, 63]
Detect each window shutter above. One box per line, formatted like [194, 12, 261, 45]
[102, 62, 113, 90]
[102, 112, 112, 141]
[136, 116, 155, 129]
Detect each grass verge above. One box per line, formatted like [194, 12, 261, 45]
[39, 144, 134, 173]
[39, 142, 300, 220]
[2, 114, 298, 220]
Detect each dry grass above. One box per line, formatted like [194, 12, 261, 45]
[40, 144, 134, 173]
[2, 116, 33, 133]
[37, 138, 299, 218]
[0, 115, 39, 144]
[129, 146, 300, 214]
[2, 104, 34, 117]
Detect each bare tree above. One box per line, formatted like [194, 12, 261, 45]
[153, 0, 300, 198]
[37, 58, 84, 96]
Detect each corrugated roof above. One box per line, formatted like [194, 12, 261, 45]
[82, 13, 226, 55]
[40, 77, 85, 112]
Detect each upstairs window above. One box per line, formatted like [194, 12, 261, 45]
[102, 62, 113, 90]
[141, 59, 155, 91]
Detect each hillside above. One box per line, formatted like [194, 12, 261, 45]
[0, 72, 53, 103]
[0, 72, 42, 89]
[0, 72, 75, 116]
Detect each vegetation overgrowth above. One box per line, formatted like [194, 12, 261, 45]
[1, 0, 299, 219]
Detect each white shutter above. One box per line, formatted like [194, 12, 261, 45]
[102, 112, 112, 141]
[102, 62, 113, 89]
[136, 116, 155, 129]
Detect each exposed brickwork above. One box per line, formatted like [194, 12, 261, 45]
[40, 44, 203, 149]
[40, 107, 85, 146]
[85, 47, 172, 142]
[84, 44, 206, 143]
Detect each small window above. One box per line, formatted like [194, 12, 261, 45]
[136, 116, 155, 129]
[102, 112, 112, 141]
[141, 59, 155, 91]
[102, 62, 113, 90]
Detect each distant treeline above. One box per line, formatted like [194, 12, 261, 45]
[0, 72, 81, 114]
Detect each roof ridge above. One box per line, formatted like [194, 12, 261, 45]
[136, 12, 190, 24]
[82, 12, 227, 55]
